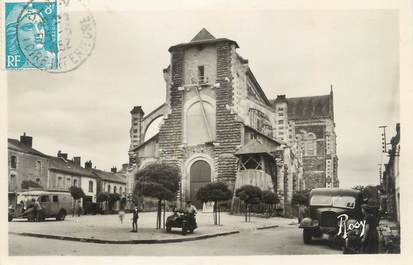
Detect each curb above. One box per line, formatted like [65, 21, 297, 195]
[256, 225, 279, 230]
[9, 230, 240, 244]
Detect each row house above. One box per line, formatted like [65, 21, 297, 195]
[8, 133, 127, 213]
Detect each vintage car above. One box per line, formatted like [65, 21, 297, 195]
[299, 188, 363, 245]
[9, 190, 73, 222]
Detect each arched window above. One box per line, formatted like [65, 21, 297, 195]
[305, 133, 317, 156]
[10, 156, 17, 169]
[89, 181, 93, 192]
[57, 176, 62, 187]
[107, 184, 111, 193]
[73, 179, 77, 187]
[186, 101, 215, 145]
[10, 174, 16, 189]
[114, 186, 117, 194]
[66, 177, 71, 188]
[36, 178, 40, 184]
[35, 161, 41, 173]
[119, 187, 122, 194]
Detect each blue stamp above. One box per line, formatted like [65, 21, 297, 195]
[5, 0, 58, 70]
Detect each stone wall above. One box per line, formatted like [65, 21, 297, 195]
[214, 42, 241, 186]
[159, 47, 185, 167]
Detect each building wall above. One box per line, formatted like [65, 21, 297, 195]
[81, 176, 97, 202]
[101, 180, 126, 195]
[8, 150, 49, 192]
[48, 170, 81, 191]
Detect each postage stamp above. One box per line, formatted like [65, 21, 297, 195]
[5, 0, 58, 70]
[4, 0, 96, 72]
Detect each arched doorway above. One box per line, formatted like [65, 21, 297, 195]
[189, 160, 211, 208]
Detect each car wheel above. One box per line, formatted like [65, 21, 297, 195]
[8, 216, 13, 222]
[303, 228, 313, 244]
[166, 226, 171, 232]
[182, 226, 187, 235]
[56, 210, 66, 221]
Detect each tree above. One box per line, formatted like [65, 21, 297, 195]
[235, 185, 262, 222]
[69, 186, 85, 216]
[134, 163, 180, 229]
[97, 192, 109, 203]
[291, 190, 311, 206]
[196, 182, 233, 225]
[261, 190, 279, 218]
[21, 180, 42, 190]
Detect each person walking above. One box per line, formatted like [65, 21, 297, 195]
[34, 199, 42, 222]
[118, 200, 125, 224]
[77, 200, 82, 217]
[131, 204, 139, 232]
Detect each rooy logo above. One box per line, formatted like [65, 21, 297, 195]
[336, 214, 366, 239]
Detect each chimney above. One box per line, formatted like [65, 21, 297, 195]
[85, 160, 92, 169]
[121, 163, 128, 172]
[57, 151, 68, 160]
[73, 156, 81, 166]
[20, 133, 33, 148]
[111, 166, 117, 173]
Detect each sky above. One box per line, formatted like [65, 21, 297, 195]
[7, 5, 399, 188]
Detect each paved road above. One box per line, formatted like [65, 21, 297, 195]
[9, 225, 340, 255]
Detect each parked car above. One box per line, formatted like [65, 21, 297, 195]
[299, 188, 363, 245]
[8, 190, 73, 222]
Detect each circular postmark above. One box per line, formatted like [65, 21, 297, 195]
[15, 0, 96, 72]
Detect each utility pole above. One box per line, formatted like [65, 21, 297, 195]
[378, 163, 383, 185]
[379, 125, 388, 153]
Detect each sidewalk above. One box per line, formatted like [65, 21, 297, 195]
[9, 212, 296, 244]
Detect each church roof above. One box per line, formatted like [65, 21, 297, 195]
[191, 28, 215, 42]
[271, 93, 334, 121]
[234, 139, 274, 157]
[286, 94, 333, 120]
[169, 28, 239, 51]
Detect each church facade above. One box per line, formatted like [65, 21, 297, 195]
[126, 29, 338, 214]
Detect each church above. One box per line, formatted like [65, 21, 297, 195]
[126, 29, 338, 215]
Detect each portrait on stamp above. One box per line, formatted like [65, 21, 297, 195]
[5, 0, 58, 70]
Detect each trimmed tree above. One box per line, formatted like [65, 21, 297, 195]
[261, 190, 279, 218]
[134, 163, 180, 229]
[69, 186, 85, 216]
[196, 182, 233, 225]
[21, 180, 42, 190]
[291, 190, 310, 206]
[235, 185, 262, 222]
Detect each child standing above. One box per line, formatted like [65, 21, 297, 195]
[131, 204, 139, 232]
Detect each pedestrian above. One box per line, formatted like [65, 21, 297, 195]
[130, 204, 139, 232]
[34, 198, 42, 222]
[118, 200, 125, 224]
[77, 200, 82, 217]
[361, 203, 379, 254]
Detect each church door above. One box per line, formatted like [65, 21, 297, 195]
[189, 160, 211, 209]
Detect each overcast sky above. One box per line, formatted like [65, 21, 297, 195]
[7, 6, 399, 188]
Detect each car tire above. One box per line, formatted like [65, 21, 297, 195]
[166, 226, 171, 232]
[182, 226, 187, 235]
[8, 216, 13, 222]
[56, 210, 66, 221]
[303, 228, 313, 244]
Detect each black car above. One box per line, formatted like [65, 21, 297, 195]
[299, 188, 363, 245]
[166, 210, 197, 235]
